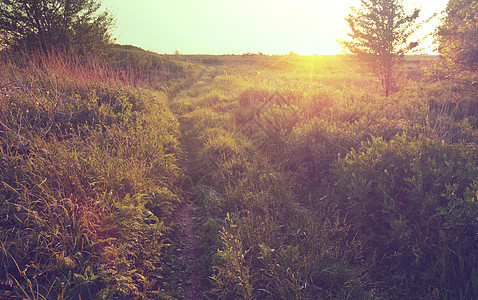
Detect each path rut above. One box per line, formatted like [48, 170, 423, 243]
[176, 200, 203, 299]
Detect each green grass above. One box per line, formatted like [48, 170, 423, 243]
[2, 50, 478, 299]
[0, 48, 200, 299]
[170, 54, 478, 299]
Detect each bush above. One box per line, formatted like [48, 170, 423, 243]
[332, 133, 478, 297]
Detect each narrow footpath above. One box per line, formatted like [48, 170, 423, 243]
[167, 65, 215, 299]
[175, 200, 202, 299]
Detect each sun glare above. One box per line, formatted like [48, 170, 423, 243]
[101, 0, 445, 55]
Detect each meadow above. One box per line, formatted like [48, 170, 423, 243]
[2, 49, 478, 299]
[171, 53, 478, 299]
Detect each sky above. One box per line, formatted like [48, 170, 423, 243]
[101, 0, 449, 55]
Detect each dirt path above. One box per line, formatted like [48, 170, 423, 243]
[195, 68, 206, 83]
[171, 67, 211, 299]
[169, 65, 221, 299]
[175, 200, 203, 300]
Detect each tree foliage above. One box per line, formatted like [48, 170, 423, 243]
[0, 0, 115, 52]
[340, 0, 420, 96]
[437, 0, 478, 72]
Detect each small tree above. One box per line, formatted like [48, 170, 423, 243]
[340, 0, 420, 96]
[0, 0, 115, 52]
[437, 0, 478, 72]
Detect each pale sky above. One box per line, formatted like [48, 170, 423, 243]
[101, 0, 449, 55]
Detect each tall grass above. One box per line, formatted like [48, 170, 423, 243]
[3, 51, 477, 299]
[0, 47, 192, 298]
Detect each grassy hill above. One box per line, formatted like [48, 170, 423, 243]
[0, 46, 202, 299]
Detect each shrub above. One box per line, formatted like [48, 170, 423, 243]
[332, 133, 478, 297]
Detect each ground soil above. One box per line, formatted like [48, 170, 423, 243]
[175, 200, 203, 299]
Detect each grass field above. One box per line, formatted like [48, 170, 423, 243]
[2, 50, 478, 299]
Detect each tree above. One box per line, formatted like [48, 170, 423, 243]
[437, 0, 478, 72]
[340, 0, 420, 97]
[0, 0, 115, 52]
